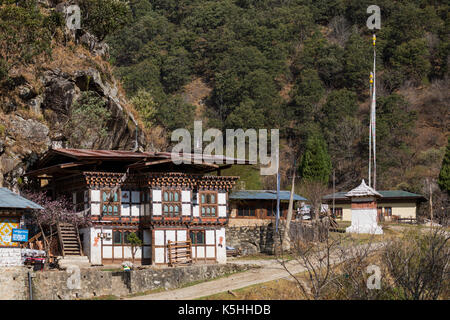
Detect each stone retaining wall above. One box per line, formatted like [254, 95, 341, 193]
[226, 224, 282, 255]
[0, 248, 22, 267]
[0, 263, 254, 300]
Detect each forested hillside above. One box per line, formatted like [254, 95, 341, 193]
[107, 0, 449, 197]
[0, 0, 448, 214]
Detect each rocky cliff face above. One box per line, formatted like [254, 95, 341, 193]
[0, 5, 147, 190]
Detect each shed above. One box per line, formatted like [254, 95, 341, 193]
[229, 190, 307, 220]
[0, 188, 43, 266]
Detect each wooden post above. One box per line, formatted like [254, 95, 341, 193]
[167, 240, 172, 266]
[56, 221, 65, 257]
[332, 170, 335, 218]
[75, 224, 83, 256]
[282, 167, 296, 251]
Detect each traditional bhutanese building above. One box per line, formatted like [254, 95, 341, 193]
[228, 190, 307, 227]
[323, 188, 426, 222]
[25, 148, 250, 266]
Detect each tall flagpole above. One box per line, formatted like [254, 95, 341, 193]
[369, 72, 373, 187]
[371, 34, 377, 190]
[275, 160, 281, 233]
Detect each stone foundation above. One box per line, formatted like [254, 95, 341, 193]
[226, 223, 281, 255]
[0, 263, 254, 300]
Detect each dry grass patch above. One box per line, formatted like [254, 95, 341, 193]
[199, 275, 309, 300]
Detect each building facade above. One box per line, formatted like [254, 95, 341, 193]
[323, 190, 426, 222]
[228, 190, 307, 227]
[26, 148, 244, 266]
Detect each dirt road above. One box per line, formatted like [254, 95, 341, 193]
[126, 241, 386, 300]
[126, 259, 304, 300]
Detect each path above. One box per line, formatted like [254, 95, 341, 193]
[126, 259, 305, 300]
[126, 241, 386, 300]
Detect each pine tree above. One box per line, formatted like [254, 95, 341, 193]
[438, 136, 450, 195]
[298, 133, 332, 185]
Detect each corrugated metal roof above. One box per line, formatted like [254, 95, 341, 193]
[53, 148, 155, 159]
[0, 188, 44, 210]
[51, 148, 254, 164]
[323, 190, 425, 201]
[230, 190, 307, 201]
[378, 190, 425, 199]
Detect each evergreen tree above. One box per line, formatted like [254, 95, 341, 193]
[291, 68, 325, 123]
[79, 0, 131, 41]
[298, 133, 332, 185]
[343, 30, 372, 94]
[438, 136, 450, 195]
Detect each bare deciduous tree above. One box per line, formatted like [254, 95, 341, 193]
[299, 181, 329, 221]
[277, 226, 343, 300]
[382, 227, 450, 300]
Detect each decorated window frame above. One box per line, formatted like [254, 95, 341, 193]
[162, 189, 181, 217]
[189, 230, 205, 245]
[199, 191, 218, 217]
[101, 188, 121, 216]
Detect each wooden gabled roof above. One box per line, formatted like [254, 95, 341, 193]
[27, 148, 252, 178]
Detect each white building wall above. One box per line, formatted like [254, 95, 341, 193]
[346, 208, 383, 235]
[216, 228, 226, 263]
[152, 189, 162, 216]
[91, 189, 101, 216]
[0, 248, 22, 267]
[84, 227, 102, 265]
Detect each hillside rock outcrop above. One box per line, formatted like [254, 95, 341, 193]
[0, 63, 146, 190]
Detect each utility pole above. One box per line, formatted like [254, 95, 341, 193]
[332, 169, 335, 218]
[282, 161, 296, 251]
[369, 73, 373, 187]
[371, 34, 377, 190]
[275, 155, 281, 233]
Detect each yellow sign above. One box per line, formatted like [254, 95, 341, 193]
[0, 217, 20, 247]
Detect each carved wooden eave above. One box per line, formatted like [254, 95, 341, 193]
[91, 220, 140, 227]
[83, 171, 142, 188]
[145, 172, 239, 191]
[82, 171, 239, 191]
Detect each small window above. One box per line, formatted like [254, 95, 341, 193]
[200, 191, 218, 217]
[332, 208, 343, 219]
[113, 231, 122, 245]
[190, 231, 205, 245]
[237, 206, 255, 217]
[384, 207, 392, 217]
[102, 189, 120, 216]
[162, 189, 181, 217]
[123, 231, 131, 244]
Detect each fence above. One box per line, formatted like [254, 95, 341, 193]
[289, 220, 330, 243]
[167, 240, 192, 267]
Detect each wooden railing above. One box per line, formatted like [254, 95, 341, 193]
[167, 240, 192, 267]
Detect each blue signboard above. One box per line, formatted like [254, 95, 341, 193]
[12, 229, 28, 242]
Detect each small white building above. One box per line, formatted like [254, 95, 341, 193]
[0, 188, 43, 267]
[345, 180, 383, 235]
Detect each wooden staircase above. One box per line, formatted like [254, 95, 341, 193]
[57, 222, 83, 256]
